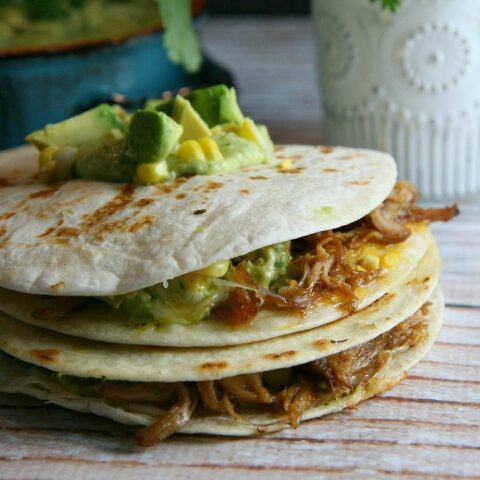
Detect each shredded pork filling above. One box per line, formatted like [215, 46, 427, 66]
[212, 181, 457, 324]
[91, 306, 429, 446]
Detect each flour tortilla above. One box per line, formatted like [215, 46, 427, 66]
[0, 240, 440, 382]
[0, 145, 396, 296]
[0, 288, 443, 437]
[0, 225, 432, 347]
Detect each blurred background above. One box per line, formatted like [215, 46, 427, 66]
[0, 0, 319, 149]
[2, 0, 480, 198]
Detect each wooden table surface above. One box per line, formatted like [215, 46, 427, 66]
[1, 17, 479, 480]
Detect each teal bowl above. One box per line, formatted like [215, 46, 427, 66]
[0, 2, 231, 150]
[0, 27, 195, 149]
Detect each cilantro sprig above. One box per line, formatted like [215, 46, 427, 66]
[370, 0, 401, 12]
[155, 0, 202, 73]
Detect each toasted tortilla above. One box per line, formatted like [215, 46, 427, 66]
[0, 145, 396, 296]
[0, 288, 443, 437]
[0, 240, 439, 382]
[0, 224, 432, 347]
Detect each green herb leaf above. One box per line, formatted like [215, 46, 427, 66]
[370, 0, 400, 12]
[155, 0, 203, 73]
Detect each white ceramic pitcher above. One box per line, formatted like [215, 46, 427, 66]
[313, 0, 480, 199]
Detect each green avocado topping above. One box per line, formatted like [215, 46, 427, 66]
[27, 85, 272, 185]
[98, 241, 293, 327]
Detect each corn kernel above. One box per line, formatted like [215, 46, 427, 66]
[136, 161, 168, 184]
[180, 273, 209, 291]
[177, 140, 205, 161]
[355, 287, 368, 299]
[212, 123, 238, 135]
[278, 159, 293, 170]
[198, 260, 229, 277]
[381, 252, 400, 268]
[38, 146, 59, 183]
[238, 118, 274, 159]
[198, 137, 223, 161]
[360, 254, 380, 271]
[38, 145, 58, 169]
[238, 117, 258, 143]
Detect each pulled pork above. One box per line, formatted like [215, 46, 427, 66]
[368, 181, 459, 243]
[214, 182, 457, 324]
[93, 307, 429, 446]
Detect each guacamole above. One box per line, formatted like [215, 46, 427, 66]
[99, 242, 293, 326]
[26, 85, 274, 185]
[0, 0, 162, 50]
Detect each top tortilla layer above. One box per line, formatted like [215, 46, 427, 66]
[0, 145, 396, 296]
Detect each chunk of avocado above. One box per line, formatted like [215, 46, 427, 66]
[124, 110, 183, 163]
[172, 96, 211, 141]
[74, 139, 136, 182]
[26, 104, 126, 150]
[187, 84, 244, 127]
[144, 98, 176, 117]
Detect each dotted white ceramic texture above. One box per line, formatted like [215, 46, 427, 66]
[313, 0, 480, 199]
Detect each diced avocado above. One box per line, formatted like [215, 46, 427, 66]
[26, 104, 126, 150]
[124, 110, 183, 164]
[172, 96, 211, 141]
[74, 139, 136, 182]
[187, 84, 244, 127]
[144, 97, 176, 117]
[238, 241, 292, 288]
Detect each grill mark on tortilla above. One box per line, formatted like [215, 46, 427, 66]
[312, 339, 331, 349]
[321, 146, 334, 154]
[128, 215, 155, 233]
[49, 282, 65, 292]
[279, 167, 304, 174]
[172, 177, 188, 185]
[28, 186, 60, 199]
[52, 238, 70, 246]
[159, 185, 173, 194]
[0, 212, 14, 221]
[80, 184, 136, 229]
[175, 193, 187, 200]
[38, 219, 64, 238]
[363, 293, 396, 312]
[0, 227, 6, 238]
[322, 168, 337, 173]
[134, 198, 155, 208]
[331, 338, 349, 344]
[200, 361, 229, 370]
[55, 227, 79, 238]
[240, 189, 250, 195]
[205, 181, 223, 190]
[30, 349, 59, 363]
[264, 350, 298, 360]
[56, 183, 142, 240]
[250, 175, 268, 180]
[350, 181, 369, 186]
[193, 209, 207, 215]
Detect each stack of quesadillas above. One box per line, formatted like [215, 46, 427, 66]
[0, 144, 457, 445]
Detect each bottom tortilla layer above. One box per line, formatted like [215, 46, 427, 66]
[0, 289, 443, 444]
